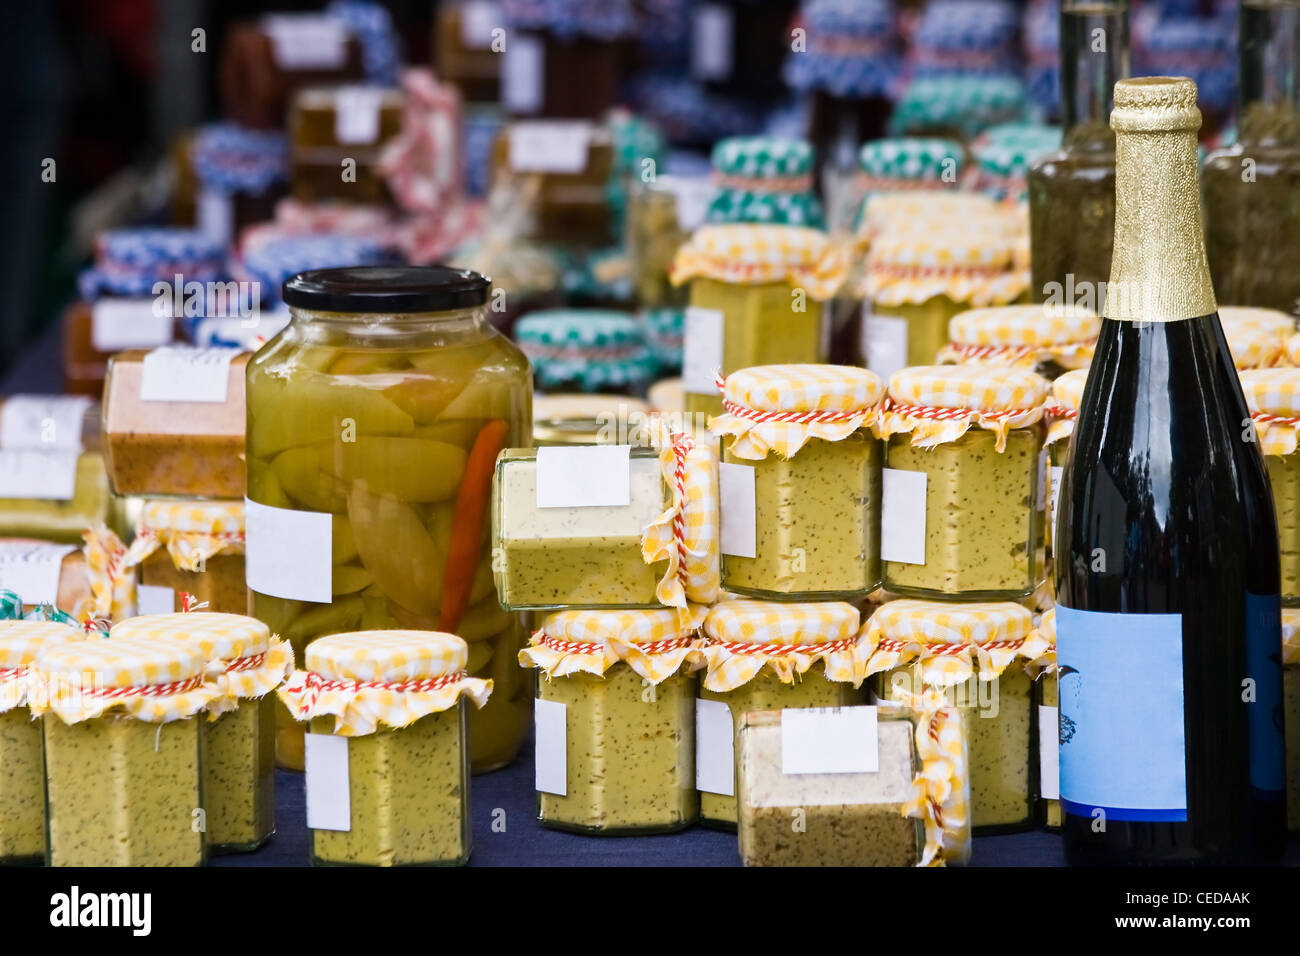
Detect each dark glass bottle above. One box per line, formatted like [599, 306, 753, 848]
[1203, 0, 1300, 316]
[1055, 77, 1287, 865]
[1028, 2, 1128, 307]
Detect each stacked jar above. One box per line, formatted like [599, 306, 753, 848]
[705, 136, 825, 229]
[889, 74, 1028, 141]
[968, 123, 1062, 204]
[288, 84, 404, 204]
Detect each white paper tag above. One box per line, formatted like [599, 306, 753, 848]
[881, 467, 927, 565]
[137, 584, 176, 616]
[502, 34, 544, 114]
[244, 498, 333, 604]
[0, 396, 91, 451]
[139, 346, 237, 404]
[1050, 465, 1063, 525]
[333, 86, 383, 144]
[695, 698, 735, 796]
[864, 310, 909, 382]
[781, 706, 879, 775]
[692, 3, 734, 80]
[0, 450, 79, 500]
[262, 14, 349, 69]
[459, 0, 498, 48]
[0, 542, 76, 604]
[534, 698, 567, 796]
[304, 733, 351, 831]
[196, 188, 234, 248]
[668, 177, 713, 232]
[718, 462, 757, 558]
[682, 306, 724, 395]
[507, 121, 591, 174]
[535, 444, 632, 509]
[1039, 704, 1060, 800]
[91, 299, 175, 353]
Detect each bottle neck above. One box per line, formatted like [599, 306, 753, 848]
[1238, 1, 1300, 146]
[1061, 2, 1130, 140]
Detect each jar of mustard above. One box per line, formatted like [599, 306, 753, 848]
[244, 266, 532, 775]
[522, 606, 703, 833]
[32, 636, 220, 866]
[1043, 368, 1087, 553]
[1027, 607, 1060, 830]
[1283, 609, 1300, 833]
[0, 617, 83, 865]
[864, 598, 1047, 833]
[878, 365, 1048, 600]
[671, 223, 847, 418]
[938, 303, 1099, 380]
[119, 500, 248, 614]
[279, 629, 491, 866]
[696, 599, 868, 828]
[109, 612, 292, 853]
[711, 364, 884, 600]
[1241, 369, 1300, 603]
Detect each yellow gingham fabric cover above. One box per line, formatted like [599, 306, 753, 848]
[894, 697, 972, 867]
[1226, 325, 1285, 370]
[878, 365, 1048, 452]
[1045, 367, 1088, 448]
[641, 418, 721, 612]
[109, 612, 292, 716]
[1241, 369, 1300, 456]
[709, 364, 885, 460]
[1219, 306, 1296, 338]
[1025, 607, 1057, 677]
[855, 193, 1004, 246]
[669, 224, 848, 300]
[278, 630, 492, 737]
[1288, 333, 1300, 368]
[939, 303, 1099, 369]
[699, 599, 864, 691]
[519, 604, 707, 684]
[862, 228, 1028, 308]
[860, 599, 1039, 687]
[82, 523, 136, 624]
[31, 636, 219, 723]
[0, 620, 84, 712]
[121, 499, 245, 574]
[1283, 608, 1300, 667]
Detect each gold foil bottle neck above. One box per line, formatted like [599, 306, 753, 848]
[1105, 76, 1217, 322]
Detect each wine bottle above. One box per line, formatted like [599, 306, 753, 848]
[1055, 76, 1286, 865]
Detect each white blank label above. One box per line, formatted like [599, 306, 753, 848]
[534, 698, 567, 795]
[0, 396, 90, 451]
[507, 121, 590, 173]
[692, 4, 734, 80]
[718, 462, 757, 558]
[197, 189, 234, 248]
[864, 311, 909, 382]
[91, 299, 175, 353]
[140, 347, 237, 404]
[244, 498, 333, 604]
[535, 445, 632, 509]
[305, 733, 351, 831]
[334, 87, 383, 144]
[0, 450, 79, 500]
[695, 698, 735, 796]
[682, 307, 724, 394]
[137, 584, 176, 616]
[502, 35, 544, 114]
[0, 542, 75, 604]
[459, 0, 498, 47]
[1039, 704, 1060, 800]
[781, 706, 879, 775]
[881, 467, 927, 565]
[262, 15, 348, 69]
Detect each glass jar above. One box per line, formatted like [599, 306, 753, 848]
[288, 86, 404, 204]
[1284, 608, 1300, 832]
[244, 266, 532, 773]
[880, 365, 1048, 600]
[695, 599, 866, 827]
[969, 123, 1062, 205]
[532, 394, 651, 447]
[865, 598, 1038, 833]
[1241, 369, 1300, 603]
[939, 304, 1099, 381]
[711, 364, 884, 600]
[109, 612, 289, 853]
[278, 630, 489, 866]
[852, 138, 965, 232]
[121, 500, 248, 614]
[523, 607, 701, 834]
[515, 309, 657, 395]
[186, 122, 289, 247]
[627, 175, 708, 310]
[34, 637, 217, 866]
[500, 16, 629, 120]
[0, 451, 110, 544]
[888, 74, 1027, 140]
[705, 136, 825, 229]
[434, 0, 501, 103]
[0, 620, 82, 865]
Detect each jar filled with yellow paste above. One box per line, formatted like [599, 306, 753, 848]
[879, 365, 1048, 599]
[110, 612, 291, 853]
[864, 599, 1048, 833]
[120, 500, 248, 614]
[1027, 607, 1060, 830]
[1241, 369, 1300, 604]
[938, 303, 1099, 380]
[695, 599, 868, 828]
[244, 266, 531, 774]
[711, 364, 884, 600]
[492, 422, 719, 611]
[278, 629, 491, 866]
[671, 223, 847, 418]
[33, 636, 220, 866]
[1282, 609, 1300, 833]
[1043, 368, 1087, 553]
[523, 606, 702, 833]
[0, 617, 83, 865]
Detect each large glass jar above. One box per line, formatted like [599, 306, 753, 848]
[710, 364, 884, 601]
[695, 599, 866, 828]
[879, 366, 1048, 600]
[1241, 369, 1300, 604]
[244, 266, 532, 773]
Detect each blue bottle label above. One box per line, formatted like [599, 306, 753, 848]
[1056, 606, 1187, 822]
[1245, 592, 1285, 794]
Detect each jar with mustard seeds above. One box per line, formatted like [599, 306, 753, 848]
[120, 500, 248, 614]
[878, 365, 1048, 600]
[695, 599, 868, 828]
[938, 303, 1098, 380]
[1241, 369, 1300, 603]
[522, 606, 703, 834]
[710, 364, 884, 601]
[278, 629, 491, 866]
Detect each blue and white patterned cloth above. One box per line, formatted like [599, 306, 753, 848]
[1136, 16, 1236, 114]
[327, 0, 401, 86]
[79, 228, 228, 299]
[501, 0, 636, 40]
[191, 123, 288, 195]
[238, 234, 397, 306]
[784, 0, 901, 99]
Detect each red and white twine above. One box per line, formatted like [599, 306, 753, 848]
[285, 669, 469, 716]
[883, 397, 1036, 423]
[669, 431, 695, 591]
[532, 629, 697, 657]
[945, 343, 1041, 363]
[1252, 411, 1300, 428]
[707, 636, 859, 657]
[1041, 403, 1076, 421]
[83, 673, 207, 701]
[713, 372, 873, 425]
[712, 171, 814, 193]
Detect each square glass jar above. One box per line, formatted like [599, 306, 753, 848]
[0, 708, 44, 864]
[205, 695, 276, 853]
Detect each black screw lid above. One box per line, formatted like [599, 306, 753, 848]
[282, 266, 491, 312]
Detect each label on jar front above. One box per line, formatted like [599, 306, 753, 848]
[682, 307, 724, 395]
[0, 541, 76, 604]
[880, 468, 927, 565]
[1039, 704, 1060, 801]
[0, 395, 90, 451]
[717, 462, 757, 558]
[333, 86, 384, 144]
[501, 34, 544, 115]
[1056, 605, 1187, 821]
[862, 307, 908, 382]
[261, 14, 348, 69]
[535, 445, 631, 509]
[91, 299, 175, 353]
[140, 346, 238, 404]
[781, 706, 879, 775]
[0, 449, 79, 501]
[534, 698, 567, 796]
[304, 733, 351, 831]
[136, 584, 176, 616]
[196, 188, 234, 249]
[695, 698, 735, 796]
[244, 498, 333, 604]
[691, 3, 734, 80]
[507, 121, 590, 174]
